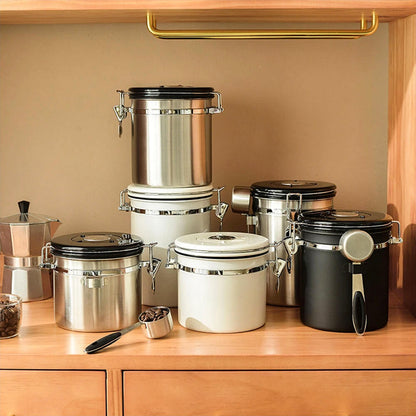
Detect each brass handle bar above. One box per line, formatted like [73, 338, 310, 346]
[146, 11, 378, 40]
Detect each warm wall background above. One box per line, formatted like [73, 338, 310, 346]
[0, 23, 388, 235]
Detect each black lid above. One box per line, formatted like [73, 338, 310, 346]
[128, 86, 215, 99]
[251, 180, 336, 200]
[298, 210, 393, 231]
[51, 232, 144, 259]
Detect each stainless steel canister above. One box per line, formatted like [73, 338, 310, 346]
[41, 232, 161, 332]
[113, 86, 223, 187]
[232, 180, 336, 306]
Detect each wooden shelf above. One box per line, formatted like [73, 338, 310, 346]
[1, 298, 415, 371]
[0, 0, 415, 24]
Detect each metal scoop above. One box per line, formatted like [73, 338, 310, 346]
[84, 306, 173, 354]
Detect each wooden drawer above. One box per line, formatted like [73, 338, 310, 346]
[124, 370, 416, 416]
[0, 370, 106, 416]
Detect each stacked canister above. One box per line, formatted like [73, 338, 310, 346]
[114, 86, 228, 306]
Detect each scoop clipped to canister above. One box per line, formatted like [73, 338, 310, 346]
[339, 229, 375, 335]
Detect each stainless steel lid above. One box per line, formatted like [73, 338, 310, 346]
[0, 201, 59, 225]
[251, 180, 337, 200]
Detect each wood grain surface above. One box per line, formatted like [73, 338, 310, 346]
[0, 299, 415, 371]
[388, 15, 416, 316]
[124, 370, 416, 416]
[0, 0, 415, 24]
[0, 370, 106, 416]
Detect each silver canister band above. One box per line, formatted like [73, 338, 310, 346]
[300, 240, 390, 251]
[54, 264, 140, 276]
[178, 264, 268, 276]
[131, 108, 217, 115]
[130, 206, 213, 216]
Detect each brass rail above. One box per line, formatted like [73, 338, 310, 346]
[146, 11, 378, 40]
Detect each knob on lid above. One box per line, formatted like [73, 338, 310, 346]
[0, 201, 59, 225]
[18, 200, 30, 222]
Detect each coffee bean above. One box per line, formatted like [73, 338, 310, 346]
[0, 297, 21, 338]
[140, 307, 168, 323]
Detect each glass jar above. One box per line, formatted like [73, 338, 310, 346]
[0, 293, 22, 339]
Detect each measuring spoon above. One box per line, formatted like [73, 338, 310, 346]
[84, 306, 173, 354]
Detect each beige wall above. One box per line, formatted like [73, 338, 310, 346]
[0, 23, 388, 235]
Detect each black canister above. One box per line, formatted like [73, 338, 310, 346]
[297, 210, 402, 335]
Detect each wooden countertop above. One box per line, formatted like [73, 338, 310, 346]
[2, 298, 415, 371]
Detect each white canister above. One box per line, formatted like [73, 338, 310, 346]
[168, 232, 273, 333]
[120, 185, 228, 307]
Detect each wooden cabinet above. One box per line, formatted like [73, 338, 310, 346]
[0, 300, 415, 416]
[124, 370, 416, 416]
[0, 370, 106, 416]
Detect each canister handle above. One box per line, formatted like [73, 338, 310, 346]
[208, 92, 224, 114]
[141, 242, 161, 293]
[113, 89, 131, 137]
[285, 220, 300, 256]
[119, 189, 131, 212]
[212, 187, 229, 232]
[390, 220, 403, 244]
[285, 193, 303, 220]
[40, 242, 55, 269]
[268, 241, 288, 293]
[350, 262, 368, 335]
[165, 243, 179, 269]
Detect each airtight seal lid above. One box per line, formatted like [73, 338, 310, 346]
[251, 180, 336, 200]
[127, 184, 214, 201]
[128, 86, 215, 99]
[298, 210, 393, 231]
[174, 232, 269, 259]
[50, 232, 144, 259]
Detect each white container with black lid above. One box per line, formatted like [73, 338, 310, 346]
[167, 232, 279, 333]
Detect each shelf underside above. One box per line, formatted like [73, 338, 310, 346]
[0, 1, 415, 24]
